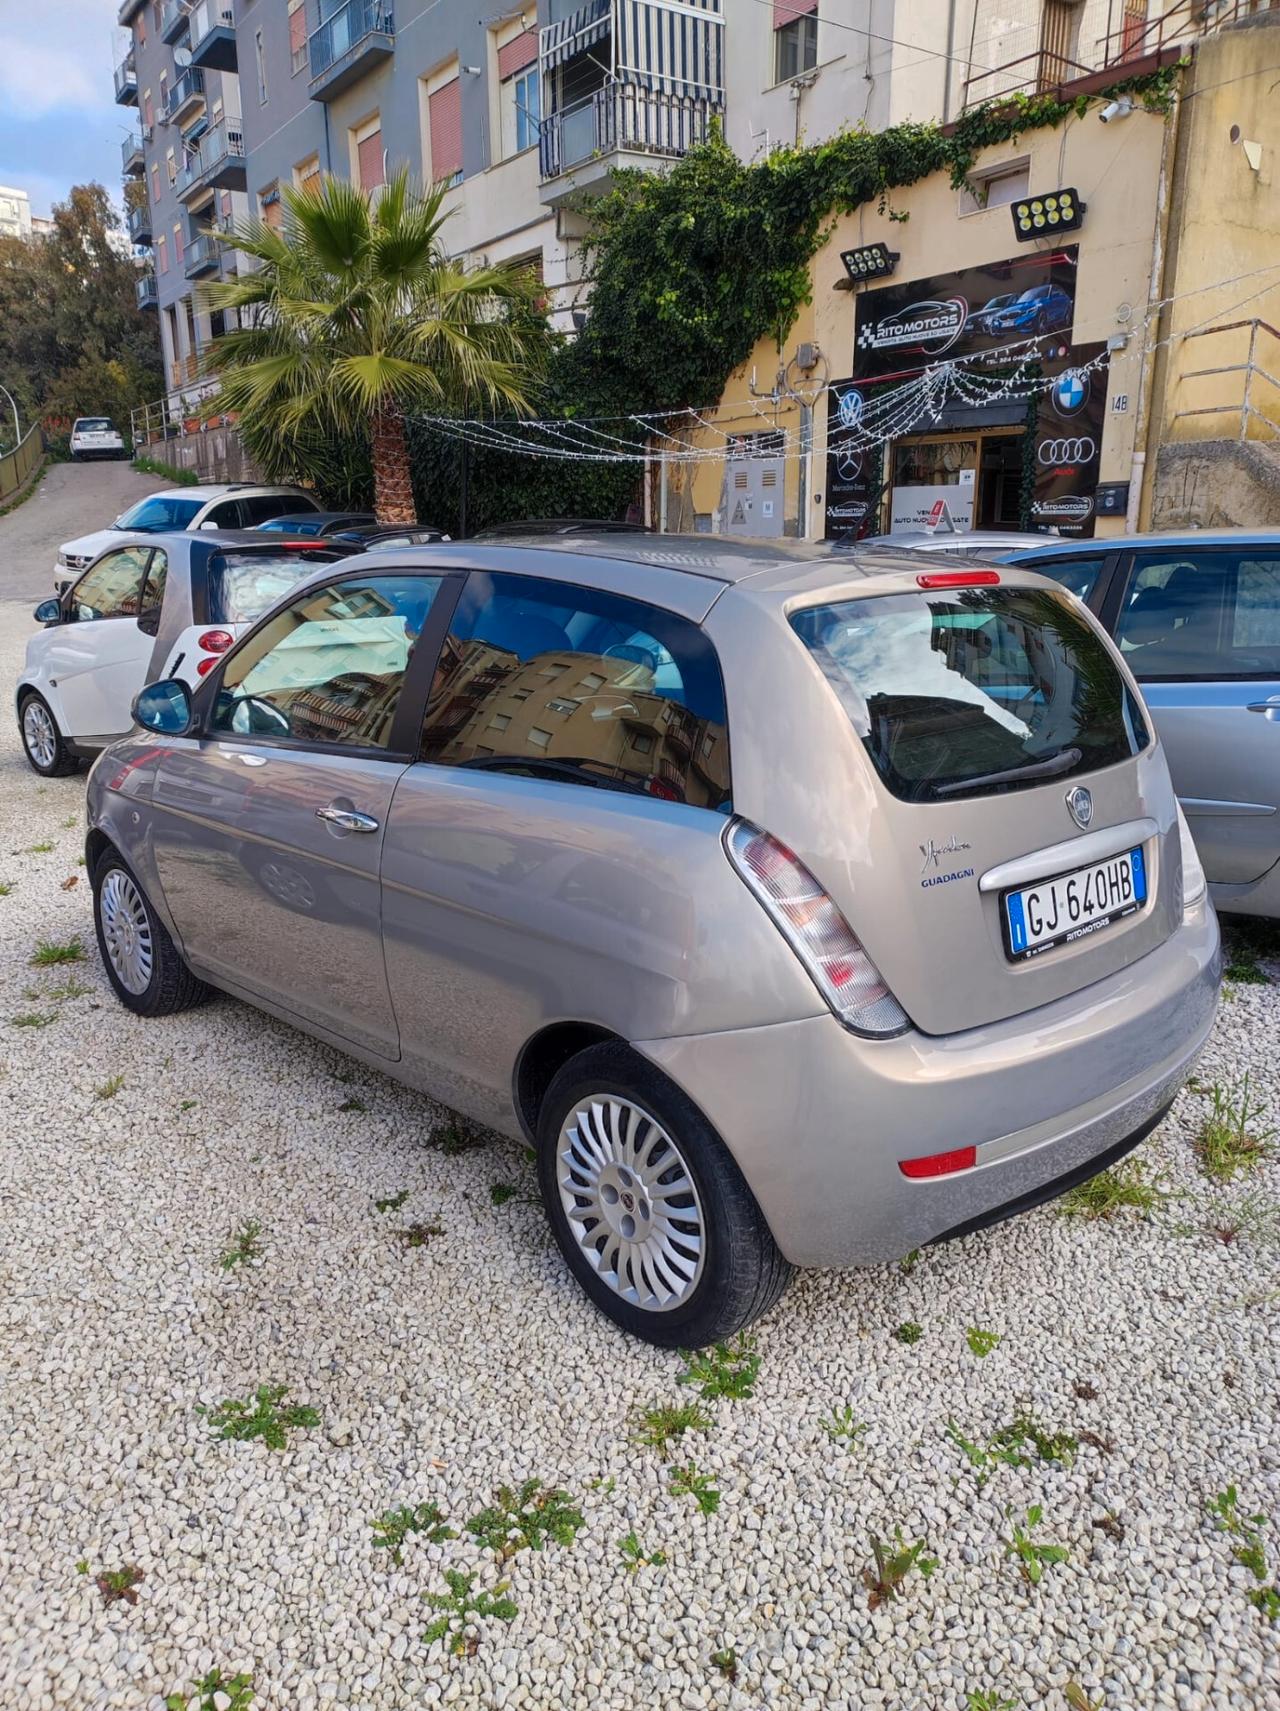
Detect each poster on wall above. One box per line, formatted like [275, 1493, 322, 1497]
[1030, 345, 1107, 537]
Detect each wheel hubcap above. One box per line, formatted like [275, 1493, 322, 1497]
[557, 1095, 705, 1312]
[99, 869, 153, 995]
[22, 702, 56, 770]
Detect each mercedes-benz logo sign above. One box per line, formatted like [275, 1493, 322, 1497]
[835, 447, 863, 481]
[1038, 437, 1096, 465]
[1065, 785, 1093, 830]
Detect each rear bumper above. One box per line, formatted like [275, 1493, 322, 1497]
[637, 898, 1220, 1266]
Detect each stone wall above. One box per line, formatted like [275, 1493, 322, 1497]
[1151, 439, 1280, 530]
[147, 425, 260, 485]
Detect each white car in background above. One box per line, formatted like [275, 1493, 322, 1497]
[18, 531, 347, 776]
[55, 484, 321, 589]
[69, 417, 126, 461]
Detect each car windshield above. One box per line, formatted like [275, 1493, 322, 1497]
[115, 495, 204, 532]
[207, 551, 342, 624]
[791, 585, 1150, 803]
[75, 418, 115, 432]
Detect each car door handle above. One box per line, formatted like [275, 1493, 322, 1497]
[316, 805, 380, 833]
[1245, 698, 1280, 715]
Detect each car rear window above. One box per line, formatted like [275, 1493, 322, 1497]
[208, 551, 343, 625]
[75, 418, 115, 432]
[791, 585, 1150, 803]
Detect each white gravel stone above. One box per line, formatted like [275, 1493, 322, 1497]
[0, 589, 1278, 1710]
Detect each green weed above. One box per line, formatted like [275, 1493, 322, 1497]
[1249, 1585, 1280, 1620]
[966, 1327, 1002, 1358]
[619, 1530, 666, 1573]
[49, 976, 91, 1001]
[30, 936, 83, 965]
[12, 1011, 56, 1028]
[1195, 1074, 1275, 1182]
[95, 1074, 125, 1101]
[372, 1501, 456, 1566]
[864, 1529, 937, 1608]
[196, 1384, 320, 1449]
[165, 1671, 254, 1711]
[1065, 1686, 1100, 1711]
[466, 1478, 583, 1561]
[374, 1189, 409, 1213]
[0, 882, 12, 896]
[219, 1219, 264, 1272]
[669, 1462, 720, 1515]
[998, 1409, 1078, 1466]
[1208, 1484, 1267, 1540]
[966, 1692, 1019, 1711]
[421, 1569, 516, 1654]
[431, 1118, 485, 1156]
[893, 1321, 924, 1345]
[677, 1335, 760, 1400]
[24, 841, 54, 855]
[820, 1405, 868, 1449]
[397, 1221, 443, 1249]
[631, 1399, 712, 1454]
[1004, 1505, 1069, 1586]
[711, 1648, 738, 1683]
[945, 1420, 1030, 1489]
[1200, 1193, 1280, 1247]
[179, 1099, 198, 1112]
[94, 1565, 144, 1606]
[337, 1096, 367, 1113]
[1059, 1160, 1166, 1219]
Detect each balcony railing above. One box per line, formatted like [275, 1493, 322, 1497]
[164, 67, 206, 124]
[184, 232, 223, 278]
[122, 129, 149, 174]
[308, 0, 395, 101]
[136, 273, 159, 309]
[539, 81, 719, 182]
[1172, 318, 1280, 443]
[160, 0, 191, 45]
[189, 0, 237, 70]
[127, 202, 153, 244]
[176, 121, 247, 200]
[170, 353, 202, 390]
[113, 47, 138, 105]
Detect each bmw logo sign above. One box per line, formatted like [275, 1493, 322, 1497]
[1052, 369, 1090, 418]
[837, 388, 865, 430]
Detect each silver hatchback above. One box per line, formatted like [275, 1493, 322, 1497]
[86, 537, 1220, 1345]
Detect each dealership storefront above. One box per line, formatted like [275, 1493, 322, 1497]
[825, 246, 1112, 541]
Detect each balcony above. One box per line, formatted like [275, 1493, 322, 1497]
[184, 232, 223, 278]
[308, 0, 394, 102]
[159, 0, 191, 45]
[127, 202, 153, 245]
[164, 67, 206, 125]
[189, 0, 237, 71]
[121, 127, 150, 176]
[136, 273, 159, 310]
[176, 122, 248, 201]
[113, 47, 138, 105]
[538, 81, 719, 204]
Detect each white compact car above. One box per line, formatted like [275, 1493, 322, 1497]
[55, 484, 321, 589]
[69, 417, 126, 461]
[18, 531, 347, 776]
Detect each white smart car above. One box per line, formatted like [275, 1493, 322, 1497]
[69, 417, 126, 460]
[18, 531, 346, 775]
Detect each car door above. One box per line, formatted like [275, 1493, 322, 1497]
[198, 498, 246, 531]
[48, 546, 159, 742]
[149, 567, 454, 1058]
[1112, 544, 1280, 886]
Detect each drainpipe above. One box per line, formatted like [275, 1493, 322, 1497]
[1126, 81, 1183, 532]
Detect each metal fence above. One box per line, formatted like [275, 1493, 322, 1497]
[0, 422, 44, 505]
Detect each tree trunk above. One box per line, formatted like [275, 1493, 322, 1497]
[371, 402, 416, 524]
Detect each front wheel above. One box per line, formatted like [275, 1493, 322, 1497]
[92, 851, 211, 1017]
[19, 692, 78, 777]
[536, 1043, 793, 1347]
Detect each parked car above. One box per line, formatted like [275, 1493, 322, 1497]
[55, 485, 321, 589]
[18, 532, 344, 776]
[325, 522, 450, 549]
[988, 282, 1073, 334]
[85, 536, 1218, 1345]
[855, 529, 1058, 560]
[1004, 529, 1280, 918]
[69, 417, 126, 461]
[256, 511, 376, 537]
[471, 518, 649, 539]
[967, 293, 1020, 336]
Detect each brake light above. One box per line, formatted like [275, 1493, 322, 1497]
[916, 569, 1001, 589]
[725, 821, 909, 1038]
[899, 1145, 977, 1179]
[197, 629, 234, 654]
[196, 657, 219, 677]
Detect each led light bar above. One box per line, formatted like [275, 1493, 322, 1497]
[1012, 188, 1085, 241]
[840, 242, 900, 283]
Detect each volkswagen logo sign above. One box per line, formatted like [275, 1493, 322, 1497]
[1038, 436, 1096, 466]
[1065, 785, 1093, 830]
[837, 388, 865, 430]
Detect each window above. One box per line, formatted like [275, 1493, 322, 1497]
[498, 27, 539, 157]
[143, 89, 154, 129]
[775, 3, 818, 82]
[791, 586, 1150, 804]
[151, 164, 161, 203]
[166, 147, 177, 186]
[172, 223, 184, 265]
[255, 29, 268, 103]
[71, 548, 152, 621]
[355, 122, 385, 192]
[213, 575, 445, 750]
[241, 494, 299, 524]
[288, 0, 308, 75]
[208, 553, 338, 625]
[142, 549, 168, 614]
[295, 153, 322, 194]
[959, 159, 1030, 215]
[157, 234, 168, 275]
[116, 494, 202, 531]
[1033, 555, 1109, 605]
[204, 500, 245, 528]
[258, 186, 283, 231]
[429, 78, 463, 186]
[419, 573, 732, 810]
[1115, 550, 1280, 680]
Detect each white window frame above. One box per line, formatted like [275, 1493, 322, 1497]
[959, 157, 1031, 216]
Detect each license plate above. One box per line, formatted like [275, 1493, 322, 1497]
[1004, 847, 1147, 961]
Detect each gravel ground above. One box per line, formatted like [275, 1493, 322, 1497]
[1, 593, 1278, 1711]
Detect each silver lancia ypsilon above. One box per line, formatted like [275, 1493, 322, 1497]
[85, 537, 1220, 1346]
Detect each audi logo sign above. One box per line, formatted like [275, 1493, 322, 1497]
[1038, 437, 1097, 465]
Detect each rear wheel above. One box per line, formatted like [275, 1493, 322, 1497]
[92, 851, 210, 1017]
[18, 692, 78, 777]
[536, 1043, 793, 1347]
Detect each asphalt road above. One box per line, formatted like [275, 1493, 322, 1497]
[0, 459, 169, 604]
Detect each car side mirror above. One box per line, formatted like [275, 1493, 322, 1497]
[137, 608, 161, 637]
[34, 599, 62, 626]
[198, 520, 220, 531]
[133, 678, 193, 736]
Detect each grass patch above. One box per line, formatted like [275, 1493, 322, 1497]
[711, 1648, 738, 1683]
[631, 1399, 712, 1454]
[374, 1189, 409, 1213]
[30, 936, 84, 966]
[1004, 1504, 1069, 1585]
[337, 1096, 367, 1113]
[893, 1320, 924, 1345]
[1199, 1193, 1280, 1247]
[1058, 1160, 1167, 1220]
[1221, 916, 1280, 985]
[397, 1221, 443, 1249]
[0, 881, 12, 896]
[669, 1462, 720, 1515]
[94, 1564, 144, 1606]
[219, 1219, 264, 1271]
[620, 1530, 666, 1573]
[372, 1501, 456, 1566]
[1195, 1074, 1275, 1182]
[678, 1335, 760, 1400]
[133, 454, 199, 485]
[94, 1074, 125, 1101]
[466, 1479, 583, 1561]
[12, 1011, 56, 1028]
[23, 842, 55, 855]
[965, 1327, 1001, 1358]
[429, 1117, 486, 1156]
[49, 976, 91, 1001]
[196, 1384, 320, 1449]
[820, 1405, 867, 1449]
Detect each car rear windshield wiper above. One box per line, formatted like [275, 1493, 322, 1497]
[934, 745, 1082, 797]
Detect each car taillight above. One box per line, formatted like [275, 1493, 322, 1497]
[1176, 802, 1206, 910]
[899, 1145, 977, 1179]
[197, 629, 234, 653]
[196, 657, 219, 677]
[916, 569, 1001, 589]
[725, 821, 909, 1038]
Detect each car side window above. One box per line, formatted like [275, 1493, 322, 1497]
[210, 573, 444, 750]
[1030, 554, 1108, 604]
[1113, 551, 1280, 679]
[142, 549, 168, 613]
[71, 548, 151, 621]
[242, 494, 297, 524]
[204, 500, 244, 529]
[419, 572, 731, 811]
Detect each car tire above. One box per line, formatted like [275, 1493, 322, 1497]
[92, 850, 211, 1017]
[536, 1042, 793, 1347]
[18, 691, 79, 778]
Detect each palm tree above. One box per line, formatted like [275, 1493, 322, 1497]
[201, 168, 542, 522]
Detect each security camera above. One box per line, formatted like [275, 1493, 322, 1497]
[1099, 95, 1134, 124]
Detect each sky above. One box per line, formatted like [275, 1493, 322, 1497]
[0, 0, 131, 219]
